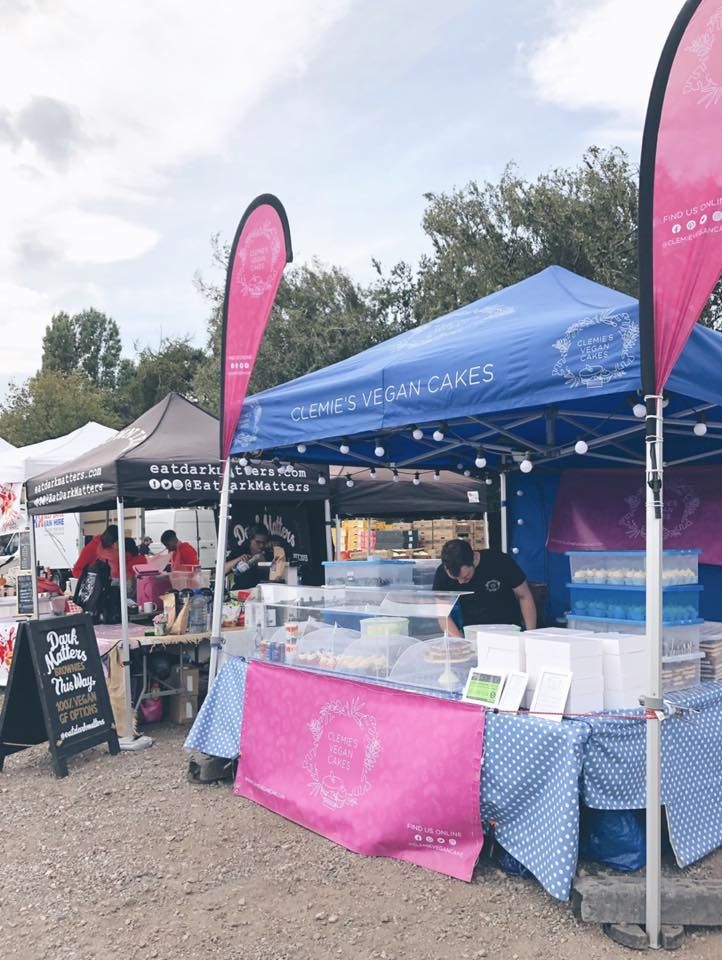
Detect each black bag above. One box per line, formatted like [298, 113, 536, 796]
[74, 560, 121, 624]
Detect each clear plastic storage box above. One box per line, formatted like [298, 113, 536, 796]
[565, 615, 701, 659]
[247, 585, 464, 686]
[567, 584, 702, 623]
[567, 550, 700, 586]
[323, 559, 415, 587]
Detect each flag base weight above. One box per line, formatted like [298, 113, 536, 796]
[119, 735, 153, 752]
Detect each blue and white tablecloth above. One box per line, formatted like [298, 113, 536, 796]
[185, 659, 722, 901]
[582, 680, 722, 868]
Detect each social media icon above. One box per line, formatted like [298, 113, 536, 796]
[437, 837, 445, 844]
[700, 214, 708, 225]
[425, 836, 434, 843]
[448, 838, 457, 846]
[672, 224, 682, 234]
[713, 211, 722, 222]
[687, 220, 697, 230]
[414, 834, 422, 842]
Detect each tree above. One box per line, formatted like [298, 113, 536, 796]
[372, 146, 640, 326]
[193, 259, 411, 414]
[0, 371, 120, 446]
[114, 337, 206, 422]
[41, 308, 123, 389]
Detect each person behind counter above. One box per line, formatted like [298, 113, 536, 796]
[433, 539, 537, 635]
[139, 536, 153, 556]
[160, 529, 199, 571]
[224, 524, 271, 589]
[72, 525, 119, 578]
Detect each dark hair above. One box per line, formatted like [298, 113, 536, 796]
[247, 524, 269, 541]
[441, 539, 474, 577]
[100, 525, 119, 547]
[160, 530, 177, 547]
[125, 537, 140, 556]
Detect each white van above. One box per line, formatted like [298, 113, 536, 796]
[143, 508, 217, 569]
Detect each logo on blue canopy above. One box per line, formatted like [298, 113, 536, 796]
[552, 309, 638, 389]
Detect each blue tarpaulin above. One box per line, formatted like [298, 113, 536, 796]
[232, 266, 722, 472]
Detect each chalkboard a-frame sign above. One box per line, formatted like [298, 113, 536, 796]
[0, 614, 119, 778]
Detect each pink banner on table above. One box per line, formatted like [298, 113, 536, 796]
[221, 195, 292, 459]
[646, 1, 722, 391]
[234, 661, 485, 881]
[547, 466, 722, 564]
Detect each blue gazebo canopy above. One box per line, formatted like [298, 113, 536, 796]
[232, 266, 722, 473]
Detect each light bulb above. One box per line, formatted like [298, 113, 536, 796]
[475, 452, 487, 469]
[433, 428, 445, 442]
[369, 468, 377, 478]
[662, 396, 670, 408]
[633, 402, 646, 419]
[517, 518, 524, 526]
[374, 443, 385, 458]
[516, 490, 524, 496]
[463, 469, 471, 477]
[318, 475, 327, 486]
[413, 472, 421, 486]
[239, 456, 248, 467]
[392, 469, 400, 483]
[485, 478, 493, 485]
[694, 421, 707, 437]
[412, 426, 424, 440]
[345, 477, 354, 488]
[296, 443, 307, 454]
[433, 469, 441, 480]
[520, 458, 533, 474]
[339, 440, 350, 455]
[512, 547, 520, 555]
[574, 439, 589, 455]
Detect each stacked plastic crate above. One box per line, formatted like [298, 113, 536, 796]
[565, 550, 704, 694]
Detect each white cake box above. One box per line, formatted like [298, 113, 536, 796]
[599, 632, 646, 656]
[566, 677, 605, 714]
[605, 687, 644, 710]
[524, 635, 603, 707]
[524, 635, 603, 674]
[475, 628, 526, 674]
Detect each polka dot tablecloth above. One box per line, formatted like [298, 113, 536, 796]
[185, 660, 722, 901]
[582, 680, 722, 868]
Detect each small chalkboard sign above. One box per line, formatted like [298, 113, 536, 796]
[18, 530, 31, 571]
[0, 613, 119, 777]
[16, 574, 34, 615]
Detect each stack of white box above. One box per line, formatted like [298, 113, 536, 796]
[599, 632, 646, 710]
[523, 628, 604, 714]
[474, 627, 526, 675]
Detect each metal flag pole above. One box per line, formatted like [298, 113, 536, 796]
[499, 471, 508, 553]
[644, 394, 664, 949]
[323, 498, 334, 561]
[116, 498, 152, 751]
[208, 459, 231, 686]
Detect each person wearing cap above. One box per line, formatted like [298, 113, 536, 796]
[160, 529, 199, 571]
[433, 538, 537, 636]
[139, 536, 153, 556]
[72, 525, 120, 579]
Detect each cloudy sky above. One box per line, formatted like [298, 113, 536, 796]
[0, 0, 683, 397]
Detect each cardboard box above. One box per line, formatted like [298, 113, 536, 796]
[170, 664, 199, 696]
[169, 693, 198, 724]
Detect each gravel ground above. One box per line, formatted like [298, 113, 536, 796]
[2, 719, 722, 960]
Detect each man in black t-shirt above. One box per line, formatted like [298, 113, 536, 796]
[432, 539, 537, 635]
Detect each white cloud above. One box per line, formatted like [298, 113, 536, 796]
[527, 0, 684, 132]
[0, 0, 351, 378]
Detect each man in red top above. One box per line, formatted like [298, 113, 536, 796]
[72, 525, 120, 578]
[160, 529, 199, 571]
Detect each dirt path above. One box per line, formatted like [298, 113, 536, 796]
[2, 722, 721, 960]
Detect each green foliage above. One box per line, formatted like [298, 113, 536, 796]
[193, 258, 413, 413]
[42, 308, 123, 389]
[372, 146, 640, 326]
[114, 337, 206, 422]
[0, 371, 120, 446]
